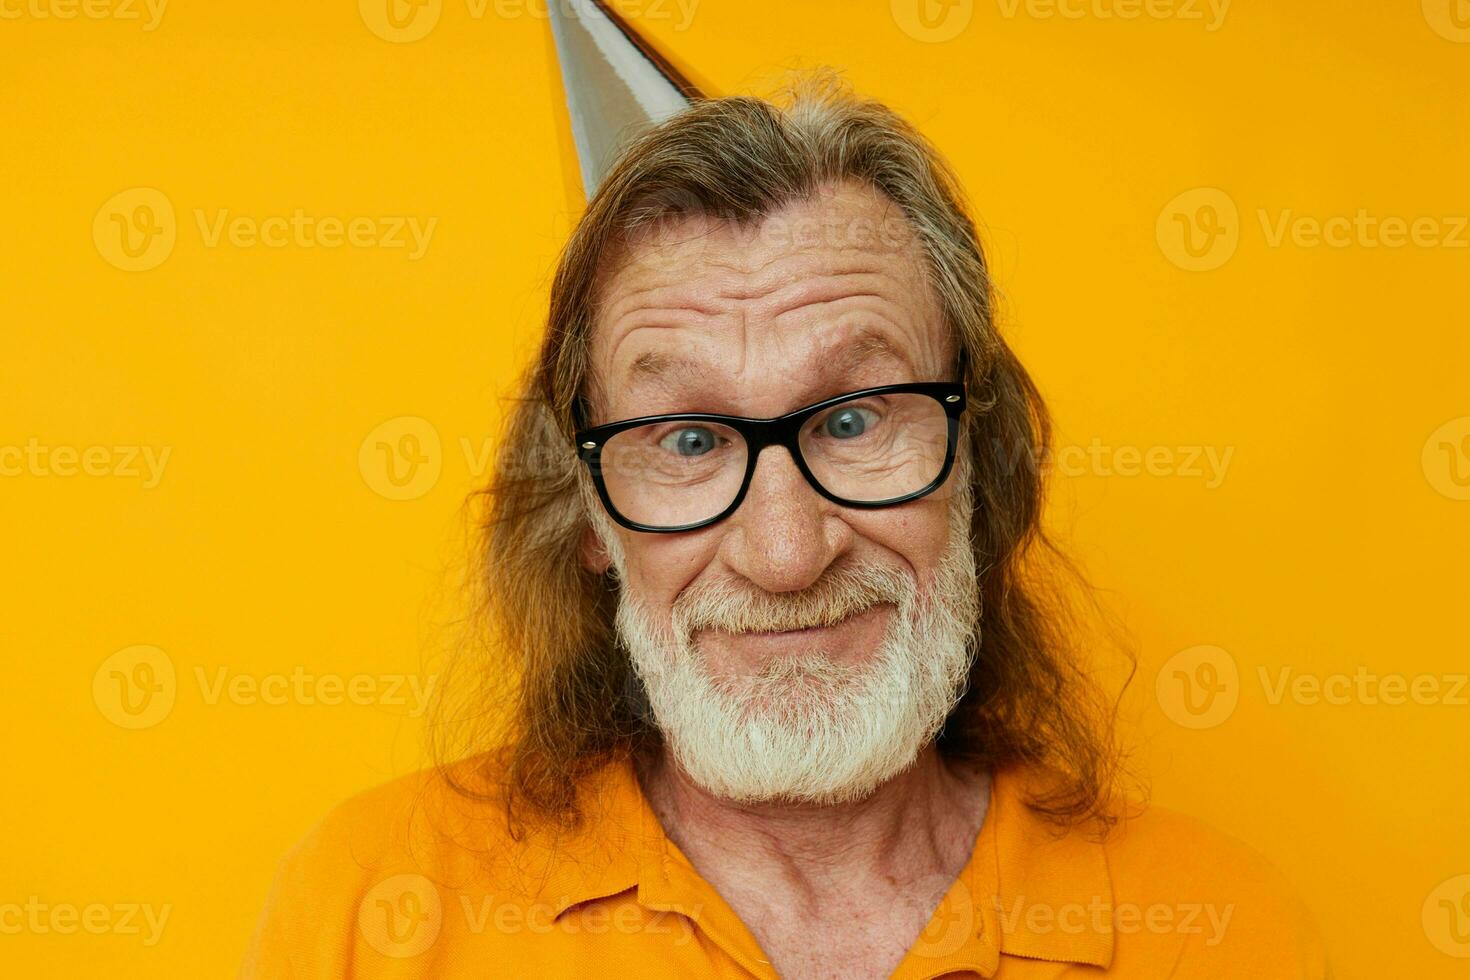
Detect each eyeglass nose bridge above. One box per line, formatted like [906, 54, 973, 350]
[734, 414, 824, 501]
[733, 404, 912, 516]
[740, 410, 805, 455]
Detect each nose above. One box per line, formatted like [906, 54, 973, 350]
[719, 444, 853, 593]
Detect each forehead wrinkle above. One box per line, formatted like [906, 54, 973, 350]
[769, 286, 889, 326]
[595, 325, 942, 427]
[612, 325, 915, 422]
[594, 265, 743, 391]
[592, 194, 946, 421]
[718, 252, 914, 309]
[600, 282, 727, 328]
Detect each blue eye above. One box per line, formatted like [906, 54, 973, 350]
[661, 427, 718, 456]
[823, 407, 873, 439]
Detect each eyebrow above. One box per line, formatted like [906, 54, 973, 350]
[843, 330, 911, 370]
[625, 349, 705, 389]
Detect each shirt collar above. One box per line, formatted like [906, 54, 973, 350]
[973, 766, 1115, 971]
[526, 757, 1114, 977]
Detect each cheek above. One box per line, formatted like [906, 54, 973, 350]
[858, 499, 953, 576]
[621, 533, 719, 610]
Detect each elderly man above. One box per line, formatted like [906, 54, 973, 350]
[244, 80, 1326, 978]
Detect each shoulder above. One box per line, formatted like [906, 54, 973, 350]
[238, 755, 550, 978]
[273, 760, 505, 880]
[1099, 799, 1329, 977]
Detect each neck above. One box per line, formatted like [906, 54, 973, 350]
[637, 744, 990, 899]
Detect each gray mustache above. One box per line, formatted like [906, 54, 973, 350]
[672, 562, 914, 636]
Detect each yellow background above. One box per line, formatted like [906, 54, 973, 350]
[2, 0, 1467, 975]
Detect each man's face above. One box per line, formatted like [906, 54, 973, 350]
[583, 181, 979, 802]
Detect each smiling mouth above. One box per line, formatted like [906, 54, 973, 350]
[746, 623, 835, 638]
[698, 603, 894, 645]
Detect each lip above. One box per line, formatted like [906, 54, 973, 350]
[746, 623, 829, 638]
[695, 603, 893, 658]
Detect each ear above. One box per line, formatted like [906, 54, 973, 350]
[579, 523, 613, 576]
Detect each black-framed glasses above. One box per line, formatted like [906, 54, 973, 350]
[574, 381, 965, 533]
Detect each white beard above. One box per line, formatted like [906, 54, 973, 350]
[590, 464, 981, 805]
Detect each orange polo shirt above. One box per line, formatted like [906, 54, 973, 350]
[241, 756, 1328, 978]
